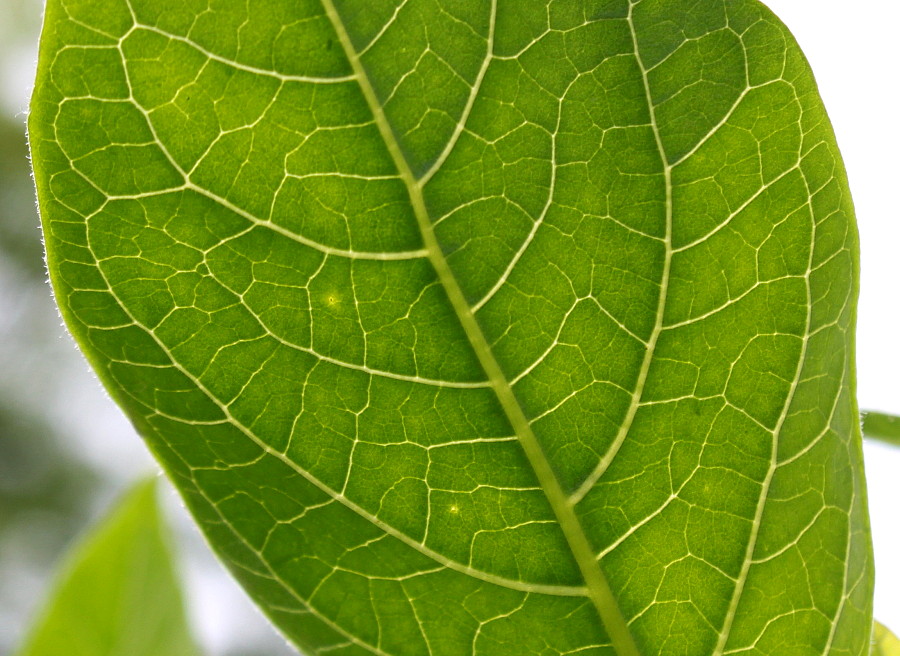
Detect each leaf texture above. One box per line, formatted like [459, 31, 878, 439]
[30, 0, 874, 654]
[14, 479, 201, 656]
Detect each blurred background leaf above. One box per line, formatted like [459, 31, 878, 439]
[864, 413, 900, 448]
[873, 621, 900, 656]
[14, 479, 202, 656]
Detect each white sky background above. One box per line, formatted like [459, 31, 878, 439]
[0, 0, 897, 649]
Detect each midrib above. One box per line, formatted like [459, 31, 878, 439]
[320, 2, 640, 654]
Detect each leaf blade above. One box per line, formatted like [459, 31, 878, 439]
[30, 0, 874, 654]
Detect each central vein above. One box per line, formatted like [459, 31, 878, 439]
[320, 2, 641, 654]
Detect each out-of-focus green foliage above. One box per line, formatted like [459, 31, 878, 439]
[0, 393, 97, 556]
[873, 622, 900, 656]
[0, 118, 44, 276]
[863, 413, 900, 447]
[14, 479, 202, 656]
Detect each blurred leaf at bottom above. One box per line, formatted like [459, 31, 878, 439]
[873, 621, 900, 656]
[14, 478, 202, 656]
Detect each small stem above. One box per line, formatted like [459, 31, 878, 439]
[862, 412, 900, 447]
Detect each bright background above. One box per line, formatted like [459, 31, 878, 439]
[0, 1, 897, 653]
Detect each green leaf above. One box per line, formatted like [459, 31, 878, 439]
[873, 622, 900, 656]
[30, 0, 873, 654]
[14, 479, 201, 656]
[863, 412, 900, 447]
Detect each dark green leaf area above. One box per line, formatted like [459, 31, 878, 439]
[31, 0, 873, 654]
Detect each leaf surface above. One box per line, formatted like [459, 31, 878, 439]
[14, 479, 201, 656]
[30, 0, 873, 654]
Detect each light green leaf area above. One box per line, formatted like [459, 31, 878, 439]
[30, 0, 873, 654]
[15, 479, 201, 656]
[872, 622, 900, 656]
[863, 412, 900, 447]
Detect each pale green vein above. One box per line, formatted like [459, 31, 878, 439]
[320, 1, 640, 654]
[358, 0, 411, 57]
[418, 0, 496, 187]
[569, 2, 675, 510]
[671, 162, 802, 255]
[471, 67, 559, 316]
[712, 178, 815, 655]
[134, 24, 359, 84]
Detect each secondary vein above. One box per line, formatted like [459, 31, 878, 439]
[570, 1, 675, 507]
[711, 166, 815, 656]
[319, 2, 641, 654]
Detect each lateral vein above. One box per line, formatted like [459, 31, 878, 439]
[569, 2, 675, 513]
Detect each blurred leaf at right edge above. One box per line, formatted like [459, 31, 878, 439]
[14, 478, 202, 656]
[863, 412, 900, 447]
[873, 622, 900, 656]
